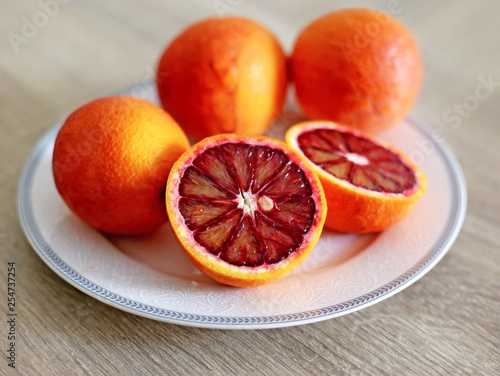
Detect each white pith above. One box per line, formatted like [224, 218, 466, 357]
[338, 151, 369, 166]
[236, 189, 259, 217]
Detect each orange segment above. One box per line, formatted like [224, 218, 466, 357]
[263, 197, 316, 234]
[194, 209, 242, 255]
[178, 198, 238, 230]
[286, 121, 426, 233]
[166, 134, 327, 287]
[260, 163, 313, 197]
[251, 146, 288, 192]
[179, 166, 235, 200]
[192, 148, 240, 195]
[301, 147, 343, 164]
[220, 215, 262, 267]
[219, 143, 253, 192]
[324, 162, 351, 180]
[254, 213, 303, 264]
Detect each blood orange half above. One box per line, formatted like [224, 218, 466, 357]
[286, 121, 426, 233]
[166, 134, 327, 287]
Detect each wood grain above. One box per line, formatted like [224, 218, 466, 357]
[1, 1, 499, 375]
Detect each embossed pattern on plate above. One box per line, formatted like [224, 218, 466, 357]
[18, 85, 467, 329]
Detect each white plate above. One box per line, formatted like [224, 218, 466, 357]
[18, 85, 467, 329]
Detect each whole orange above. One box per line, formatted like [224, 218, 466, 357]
[291, 8, 423, 133]
[52, 96, 190, 235]
[156, 17, 288, 141]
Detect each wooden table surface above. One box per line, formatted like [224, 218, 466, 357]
[1, 1, 499, 375]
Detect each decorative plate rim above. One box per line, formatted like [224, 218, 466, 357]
[17, 105, 467, 330]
